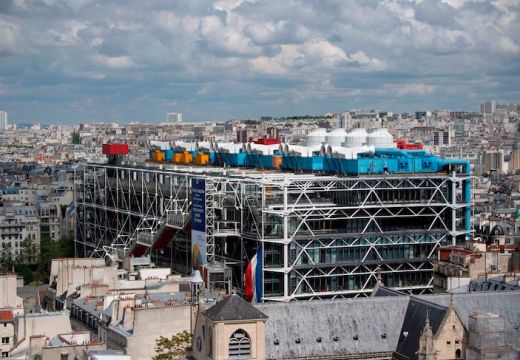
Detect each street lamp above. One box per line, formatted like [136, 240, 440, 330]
[189, 270, 204, 339]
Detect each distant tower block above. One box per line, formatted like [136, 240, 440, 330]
[167, 112, 182, 123]
[0, 111, 8, 131]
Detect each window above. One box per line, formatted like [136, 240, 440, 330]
[229, 329, 251, 358]
[447, 341, 451, 345]
[2, 352, 9, 358]
[1, 337, 8, 344]
[455, 349, 461, 358]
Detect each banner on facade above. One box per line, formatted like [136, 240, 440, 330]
[191, 178, 206, 270]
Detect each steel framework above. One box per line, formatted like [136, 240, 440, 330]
[75, 162, 470, 301]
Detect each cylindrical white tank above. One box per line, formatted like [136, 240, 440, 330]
[345, 128, 368, 148]
[367, 128, 395, 148]
[326, 128, 348, 147]
[305, 128, 328, 146]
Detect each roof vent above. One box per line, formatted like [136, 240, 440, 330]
[273, 339, 279, 346]
[353, 335, 359, 341]
[333, 336, 339, 342]
[316, 337, 322, 343]
[295, 338, 301, 344]
[381, 333, 387, 339]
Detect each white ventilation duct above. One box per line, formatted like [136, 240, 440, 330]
[284, 145, 322, 157]
[216, 142, 243, 154]
[247, 143, 280, 155]
[326, 128, 348, 147]
[149, 141, 171, 151]
[305, 128, 328, 146]
[345, 128, 368, 148]
[328, 145, 375, 159]
[367, 129, 395, 148]
[196, 141, 212, 151]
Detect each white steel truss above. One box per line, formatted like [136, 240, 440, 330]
[75, 163, 470, 302]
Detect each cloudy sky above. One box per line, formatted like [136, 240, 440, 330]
[0, 0, 519, 124]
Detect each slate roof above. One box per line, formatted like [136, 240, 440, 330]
[375, 286, 520, 358]
[394, 297, 448, 360]
[257, 296, 409, 359]
[203, 294, 268, 322]
[417, 292, 520, 339]
[372, 284, 406, 297]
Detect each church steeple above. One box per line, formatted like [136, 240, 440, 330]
[417, 310, 437, 360]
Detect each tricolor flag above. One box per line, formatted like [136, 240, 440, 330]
[245, 247, 263, 303]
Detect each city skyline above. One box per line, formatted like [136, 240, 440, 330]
[0, 0, 519, 124]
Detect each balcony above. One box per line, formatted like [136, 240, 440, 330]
[136, 232, 154, 247]
[214, 221, 240, 237]
[166, 211, 190, 229]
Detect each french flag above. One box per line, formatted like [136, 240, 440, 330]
[245, 247, 263, 303]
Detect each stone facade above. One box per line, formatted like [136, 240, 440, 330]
[193, 318, 266, 360]
[433, 304, 466, 359]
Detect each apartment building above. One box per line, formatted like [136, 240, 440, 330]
[38, 203, 60, 241]
[0, 205, 40, 261]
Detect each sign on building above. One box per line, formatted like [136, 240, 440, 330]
[191, 178, 206, 270]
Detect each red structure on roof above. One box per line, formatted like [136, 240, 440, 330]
[102, 143, 129, 156]
[252, 137, 281, 145]
[0, 310, 14, 322]
[395, 140, 423, 150]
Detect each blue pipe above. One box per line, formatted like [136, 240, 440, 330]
[374, 149, 411, 157]
[439, 159, 472, 240]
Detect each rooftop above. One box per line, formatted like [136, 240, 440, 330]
[203, 294, 268, 322]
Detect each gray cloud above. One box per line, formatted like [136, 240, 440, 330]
[0, 0, 519, 123]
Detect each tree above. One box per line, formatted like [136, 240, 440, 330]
[36, 236, 60, 283]
[58, 235, 75, 258]
[0, 243, 15, 269]
[18, 237, 39, 264]
[15, 263, 34, 284]
[153, 330, 192, 360]
[71, 130, 80, 144]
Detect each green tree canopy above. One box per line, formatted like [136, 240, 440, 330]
[153, 330, 192, 360]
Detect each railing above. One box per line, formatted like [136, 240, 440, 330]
[166, 211, 190, 229]
[215, 221, 240, 236]
[136, 231, 155, 246]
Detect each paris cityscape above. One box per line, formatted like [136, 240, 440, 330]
[1, 1, 520, 359]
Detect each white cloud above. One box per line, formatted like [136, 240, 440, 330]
[199, 15, 259, 56]
[196, 84, 213, 95]
[396, 83, 436, 96]
[0, 19, 20, 54]
[499, 37, 520, 54]
[250, 39, 384, 75]
[92, 54, 135, 69]
[441, 0, 466, 9]
[35, 20, 87, 47]
[214, 0, 248, 12]
[0, 0, 519, 122]
[90, 37, 103, 47]
[348, 51, 387, 70]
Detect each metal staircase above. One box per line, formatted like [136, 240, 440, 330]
[103, 197, 187, 262]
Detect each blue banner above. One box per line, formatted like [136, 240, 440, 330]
[191, 178, 206, 269]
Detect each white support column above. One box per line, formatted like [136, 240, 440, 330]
[451, 171, 457, 245]
[283, 176, 289, 300]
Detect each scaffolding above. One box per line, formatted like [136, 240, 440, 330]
[75, 162, 470, 301]
[466, 312, 518, 360]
